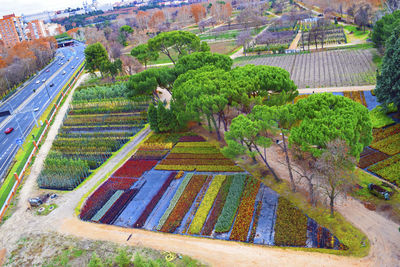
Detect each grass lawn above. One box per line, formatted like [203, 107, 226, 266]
[209, 41, 240, 55]
[370, 106, 395, 129]
[344, 25, 370, 42]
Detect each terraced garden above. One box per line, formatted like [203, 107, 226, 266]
[80, 133, 345, 250]
[37, 83, 149, 190]
[235, 49, 377, 88]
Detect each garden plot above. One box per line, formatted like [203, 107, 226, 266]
[235, 49, 377, 88]
[81, 134, 345, 250]
[37, 83, 149, 190]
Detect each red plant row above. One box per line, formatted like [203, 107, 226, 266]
[230, 179, 260, 242]
[357, 151, 389, 169]
[201, 176, 233, 236]
[159, 159, 235, 166]
[166, 153, 227, 159]
[179, 136, 206, 142]
[112, 160, 158, 178]
[100, 188, 139, 224]
[248, 201, 262, 243]
[80, 177, 138, 220]
[359, 147, 375, 158]
[160, 175, 208, 233]
[133, 172, 177, 228]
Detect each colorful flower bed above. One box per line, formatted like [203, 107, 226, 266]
[100, 188, 139, 224]
[188, 175, 227, 235]
[372, 124, 400, 143]
[230, 178, 260, 242]
[132, 150, 169, 160]
[274, 197, 308, 247]
[179, 136, 206, 142]
[134, 172, 177, 228]
[368, 154, 400, 186]
[160, 175, 208, 233]
[249, 201, 262, 243]
[201, 176, 234, 236]
[214, 174, 247, 233]
[111, 160, 158, 178]
[166, 153, 227, 159]
[156, 173, 194, 230]
[370, 132, 400, 156]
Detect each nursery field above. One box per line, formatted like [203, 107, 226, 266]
[235, 49, 377, 88]
[81, 133, 345, 250]
[37, 83, 149, 190]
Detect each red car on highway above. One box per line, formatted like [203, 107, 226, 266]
[4, 127, 14, 134]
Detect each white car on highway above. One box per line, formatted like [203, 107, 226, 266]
[35, 80, 40, 84]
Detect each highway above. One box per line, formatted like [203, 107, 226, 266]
[0, 41, 86, 182]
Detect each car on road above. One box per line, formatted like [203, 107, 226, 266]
[35, 80, 40, 84]
[4, 127, 14, 134]
[76, 57, 79, 59]
[46, 69, 50, 72]
[42, 78, 46, 82]
[49, 83, 54, 87]
[71, 66, 74, 69]
[62, 71, 66, 75]
[34, 107, 39, 112]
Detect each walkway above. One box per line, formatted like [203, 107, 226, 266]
[298, 85, 375, 94]
[289, 31, 302, 50]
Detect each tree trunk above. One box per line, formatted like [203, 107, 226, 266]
[330, 194, 335, 216]
[308, 178, 315, 205]
[210, 114, 221, 140]
[282, 131, 296, 192]
[254, 145, 281, 182]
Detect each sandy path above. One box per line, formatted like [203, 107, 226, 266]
[298, 85, 375, 93]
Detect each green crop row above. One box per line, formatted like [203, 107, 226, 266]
[170, 146, 221, 154]
[274, 197, 308, 247]
[214, 174, 246, 233]
[370, 133, 400, 155]
[188, 175, 227, 234]
[174, 142, 215, 148]
[156, 173, 194, 231]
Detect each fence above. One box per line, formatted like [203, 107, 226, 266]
[0, 61, 86, 222]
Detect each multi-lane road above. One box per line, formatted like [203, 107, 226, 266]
[0, 41, 86, 181]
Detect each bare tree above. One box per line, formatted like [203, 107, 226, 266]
[236, 31, 252, 56]
[355, 4, 372, 32]
[386, 0, 400, 13]
[316, 139, 356, 216]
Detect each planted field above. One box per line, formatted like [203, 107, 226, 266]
[37, 83, 149, 190]
[81, 133, 344, 250]
[235, 49, 377, 88]
[357, 124, 400, 186]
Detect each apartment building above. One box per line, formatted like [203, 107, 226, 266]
[0, 14, 27, 47]
[26, 19, 46, 40]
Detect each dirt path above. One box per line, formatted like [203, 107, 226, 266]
[298, 85, 375, 93]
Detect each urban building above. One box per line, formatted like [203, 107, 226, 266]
[0, 14, 27, 47]
[26, 19, 46, 40]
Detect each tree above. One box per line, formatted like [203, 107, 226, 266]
[157, 102, 179, 132]
[130, 44, 159, 69]
[222, 114, 281, 182]
[200, 41, 210, 52]
[190, 4, 206, 24]
[316, 139, 356, 216]
[148, 103, 159, 132]
[174, 51, 233, 76]
[118, 25, 133, 46]
[371, 10, 400, 49]
[149, 10, 166, 29]
[127, 68, 159, 101]
[84, 42, 109, 75]
[375, 25, 400, 112]
[148, 31, 201, 64]
[251, 105, 297, 192]
[354, 4, 371, 32]
[236, 31, 252, 56]
[289, 93, 372, 158]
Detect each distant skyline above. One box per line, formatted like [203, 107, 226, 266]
[0, 0, 112, 17]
